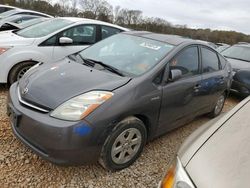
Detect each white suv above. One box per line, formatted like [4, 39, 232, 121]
[0, 17, 129, 84]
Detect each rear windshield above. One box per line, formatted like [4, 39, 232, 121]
[16, 18, 73, 38]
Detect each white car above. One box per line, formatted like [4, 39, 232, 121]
[0, 17, 129, 84]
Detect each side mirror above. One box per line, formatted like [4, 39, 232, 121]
[59, 37, 73, 45]
[169, 69, 182, 82]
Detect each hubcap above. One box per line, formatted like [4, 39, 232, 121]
[111, 128, 142, 165]
[214, 95, 225, 115]
[17, 66, 32, 81]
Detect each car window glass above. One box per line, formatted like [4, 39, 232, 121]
[222, 46, 250, 62]
[169, 46, 199, 77]
[16, 18, 73, 38]
[61, 25, 96, 45]
[42, 35, 57, 46]
[202, 47, 220, 73]
[80, 34, 174, 77]
[101, 26, 121, 40]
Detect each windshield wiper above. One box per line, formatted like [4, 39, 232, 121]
[224, 55, 250, 63]
[79, 56, 125, 77]
[77, 54, 95, 67]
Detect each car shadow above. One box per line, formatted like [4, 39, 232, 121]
[0, 84, 8, 92]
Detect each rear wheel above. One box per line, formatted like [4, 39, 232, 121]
[99, 117, 147, 171]
[9, 62, 36, 85]
[208, 93, 226, 118]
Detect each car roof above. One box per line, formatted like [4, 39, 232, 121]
[3, 8, 52, 18]
[0, 4, 16, 9]
[122, 31, 206, 46]
[58, 17, 130, 31]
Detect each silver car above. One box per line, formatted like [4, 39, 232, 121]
[159, 96, 250, 188]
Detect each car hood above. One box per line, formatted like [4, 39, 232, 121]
[18, 58, 131, 110]
[226, 57, 250, 70]
[0, 30, 35, 46]
[181, 97, 250, 188]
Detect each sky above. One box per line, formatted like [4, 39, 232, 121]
[105, 0, 250, 34]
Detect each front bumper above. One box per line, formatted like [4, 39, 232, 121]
[231, 79, 250, 97]
[7, 83, 103, 165]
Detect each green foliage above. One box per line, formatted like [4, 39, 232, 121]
[1, 0, 250, 44]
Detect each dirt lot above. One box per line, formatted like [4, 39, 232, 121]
[0, 84, 241, 188]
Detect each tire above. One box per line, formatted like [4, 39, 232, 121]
[208, 93, 226, 118]
[99, 117, 147, 171]
[8, 61, 36, 85]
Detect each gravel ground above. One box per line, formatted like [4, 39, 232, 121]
[0, 84, 241, 188]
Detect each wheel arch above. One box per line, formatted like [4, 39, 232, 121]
[7, 60, 39, 84]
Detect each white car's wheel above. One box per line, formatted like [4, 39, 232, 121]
[9, 62, 36, 84]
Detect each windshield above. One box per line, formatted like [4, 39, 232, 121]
[79, 34, 174, 76]
[0, 9, 18, 18]
[16, 18, 73, 38]
[222, 46, 250, 62]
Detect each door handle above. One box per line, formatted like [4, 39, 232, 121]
[193, 84, 201, 90]
[193, 84, 201, 92]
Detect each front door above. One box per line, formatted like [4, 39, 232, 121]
[157, 46, 203, 134]
[52, 24, 97, 61]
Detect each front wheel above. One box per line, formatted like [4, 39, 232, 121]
[99, 117, 147, 171]
[208, 93, 226, 118]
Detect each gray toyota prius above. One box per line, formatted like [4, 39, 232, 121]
[7, 31, 232, 171]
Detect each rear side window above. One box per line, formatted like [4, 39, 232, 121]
[201, 47, 220, 73]
[169, 46, 199, 77]
[101, 26, 122, 40]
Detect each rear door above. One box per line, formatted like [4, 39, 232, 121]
[199, 46, 227, 110]
[157, 46, 203, 134]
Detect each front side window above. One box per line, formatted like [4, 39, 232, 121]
[79, 34, 174, 76]
[169, 46, 199, 77]
[41, 35, 57, 46]
[101, 26, 122, 40]
[202, 47, 220, 73]
[16, 18, 73, 38]
[61, 25, 96, 45]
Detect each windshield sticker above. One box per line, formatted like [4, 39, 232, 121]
[140, 42, 161, 50]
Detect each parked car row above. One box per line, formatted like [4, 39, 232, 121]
[1, 4, 249, 188]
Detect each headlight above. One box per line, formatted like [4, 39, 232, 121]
[50, 91, 113, 121]
[159, 157, 195, 188]
[0, 47, 11, 55]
